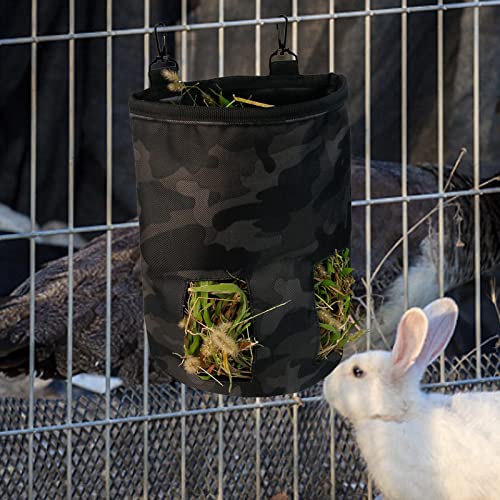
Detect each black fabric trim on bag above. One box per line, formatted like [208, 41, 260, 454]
[130, 71, 351, 396]
[130, 73, 347, 125]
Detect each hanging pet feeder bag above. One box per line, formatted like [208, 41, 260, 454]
[129, 27, 351, 397]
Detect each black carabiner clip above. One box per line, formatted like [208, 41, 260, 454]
[154, 23, 168, 59]
[268, 15, 299, 75]
[277, 14, 288, 52]
[149, 23, 179, 87]
[151, 23, 178, 69]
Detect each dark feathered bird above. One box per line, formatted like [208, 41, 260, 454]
[0, 225, 146, 384]
[0, 159, 498, 387]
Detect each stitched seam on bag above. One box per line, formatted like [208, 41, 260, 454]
[308, 259, 323, 365]
[129, 108, 340, 126]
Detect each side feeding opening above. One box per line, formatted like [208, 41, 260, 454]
[314, 249, 364, 359]
[177, 250, 363, 391]
[178, 279, 258, 390]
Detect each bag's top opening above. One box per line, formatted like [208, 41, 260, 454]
[130, 73, 348, 125]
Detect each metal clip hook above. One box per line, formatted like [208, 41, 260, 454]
[149, 22, 179, 87]
[154, 23, 168, 59]
[276, 15, 288, 53]
[268, 15, 299, 74]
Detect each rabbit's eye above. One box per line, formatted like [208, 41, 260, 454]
[352, 366, 364, 378]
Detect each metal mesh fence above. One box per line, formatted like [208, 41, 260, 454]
[0, 353, 498, 499]
[1, 1, 500, 499]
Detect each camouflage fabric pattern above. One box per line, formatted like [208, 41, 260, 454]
[130, 93, 350, 396]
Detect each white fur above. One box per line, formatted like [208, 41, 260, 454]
[376, 240, 440, 348]
[324, 298, 500, 500]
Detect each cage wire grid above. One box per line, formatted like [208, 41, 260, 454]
[0, 1, 500, 499]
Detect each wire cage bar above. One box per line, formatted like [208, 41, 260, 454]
[0, 1, 499, 498]
[2, 2, 500, 48]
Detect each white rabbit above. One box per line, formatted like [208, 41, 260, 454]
[323, 298, 500, 500]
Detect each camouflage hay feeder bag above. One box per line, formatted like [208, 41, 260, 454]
[129, 33, 351, 397]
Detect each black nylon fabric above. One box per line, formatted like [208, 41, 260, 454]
[129, 72, 351, 396]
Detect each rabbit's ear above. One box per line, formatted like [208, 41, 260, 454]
[415, 298, 459, 370]
[391, 308, 428, 380]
